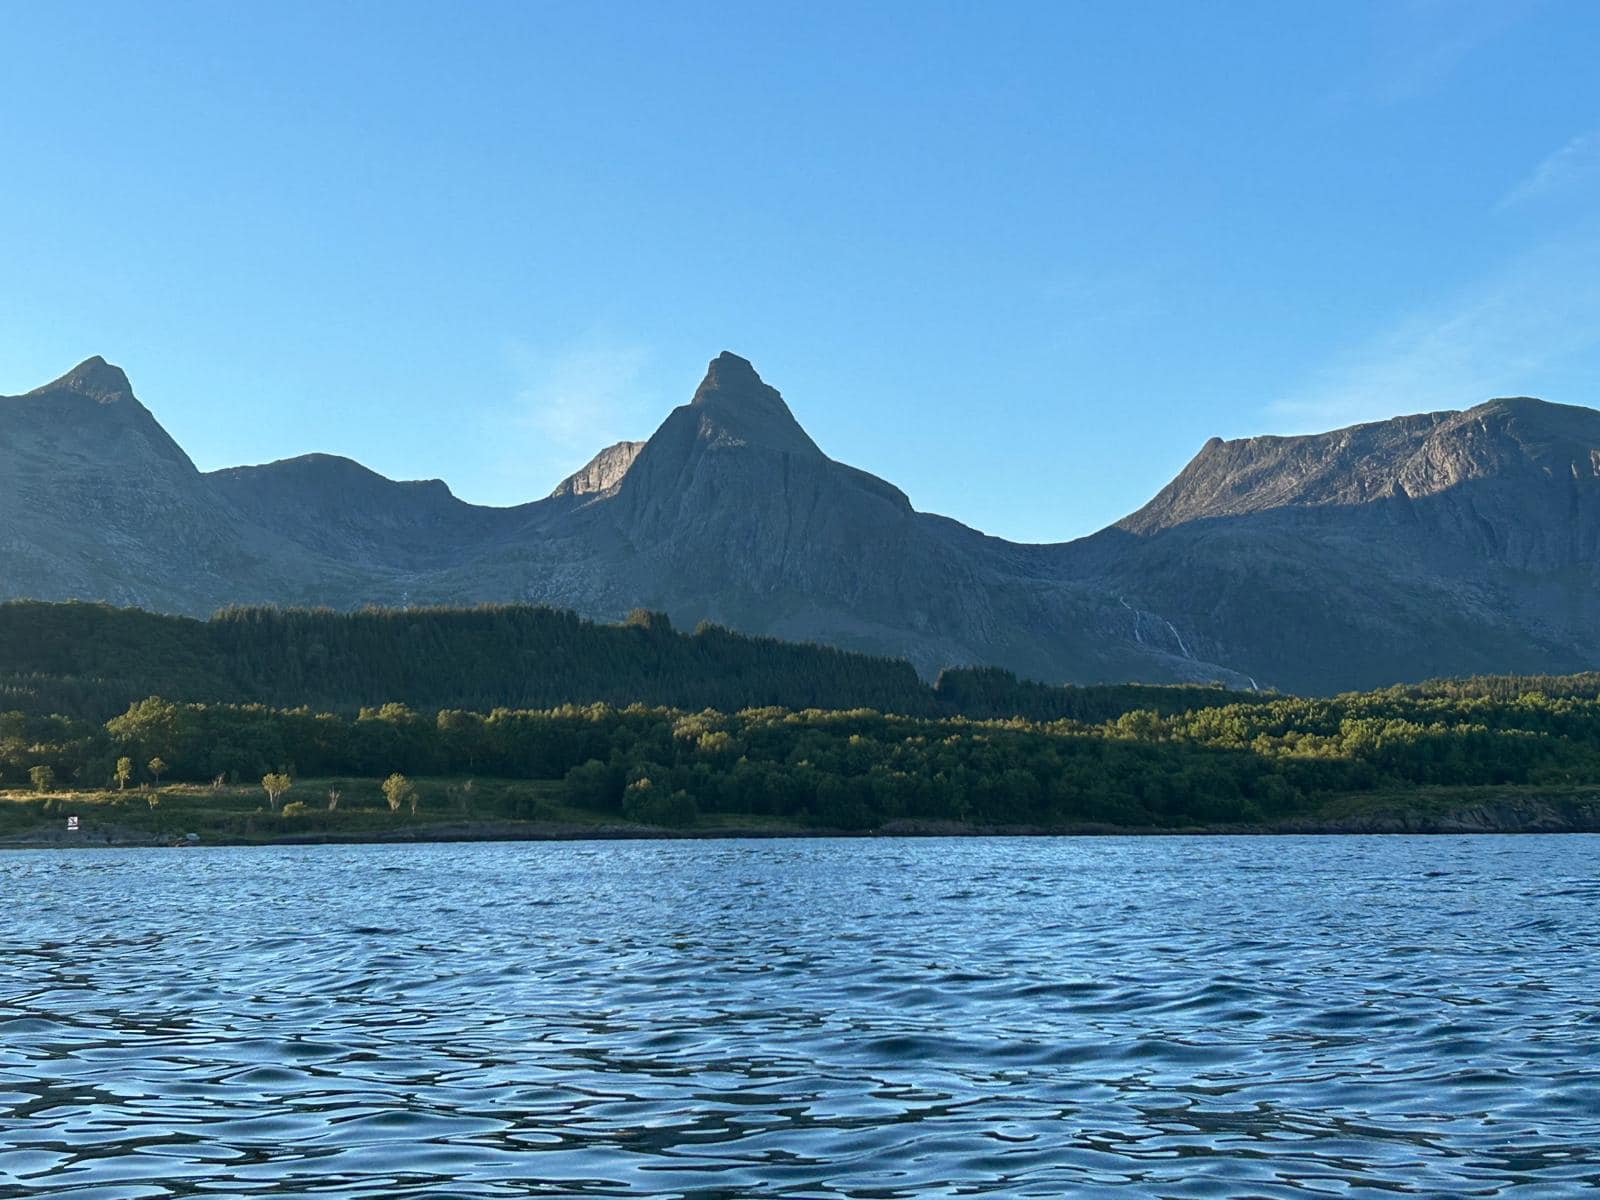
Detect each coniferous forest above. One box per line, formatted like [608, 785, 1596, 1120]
[0, 601, 1261, 723]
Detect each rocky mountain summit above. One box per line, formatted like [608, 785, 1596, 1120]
[3, 352, 1597, 692]
[1122, 396, 1600, 537]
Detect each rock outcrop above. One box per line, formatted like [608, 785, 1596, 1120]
[549, 441, 645, 499]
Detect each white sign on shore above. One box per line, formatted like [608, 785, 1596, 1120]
[66, 815, 79, 832]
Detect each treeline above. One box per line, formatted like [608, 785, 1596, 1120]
[0, 601, 1255, 724]
[5, 682, 1600, 831]
[1371, 674, 1600, 703]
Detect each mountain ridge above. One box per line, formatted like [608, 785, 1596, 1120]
[2, 352, 1596, 693]
[1121, 397, 1600, 536]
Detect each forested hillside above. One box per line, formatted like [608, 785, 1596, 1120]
[0, 601, 1253, 723]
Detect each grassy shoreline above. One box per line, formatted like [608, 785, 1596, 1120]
[4, 777, 1596, 848]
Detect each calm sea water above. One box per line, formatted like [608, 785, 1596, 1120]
[1, 836, 1597, 1198]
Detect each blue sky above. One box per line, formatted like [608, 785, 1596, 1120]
[3, 0, 1598, 541]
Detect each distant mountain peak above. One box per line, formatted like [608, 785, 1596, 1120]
[28, 356, 136, 404]
[550, 440, 646, 498]
[1467, 395, 1598, 434]
[212, 452, 458, 498]
[685, 351, 820, 456]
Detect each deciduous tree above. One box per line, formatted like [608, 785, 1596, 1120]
[262, 772, 292, 812]
[382, 773, 415, 814]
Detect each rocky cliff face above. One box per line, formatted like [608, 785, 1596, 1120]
[2, 352, 1597, 692]
[548, 441, 646, 499]
[1122, 397, 1600, 559]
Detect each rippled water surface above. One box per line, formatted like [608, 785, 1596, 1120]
[2, 836, 1598, 1198]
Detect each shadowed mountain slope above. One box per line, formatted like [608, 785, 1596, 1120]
[1088, 397, 1600, 692]
[1, 358, 372, 611]
[2, 352, 1596, 692]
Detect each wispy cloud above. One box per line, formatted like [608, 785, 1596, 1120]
[478, 338, 657, 504]
[1501, 129, 1600, 208]
[1269, 229, 1600, 430]
[1335, 0, 1534, 108]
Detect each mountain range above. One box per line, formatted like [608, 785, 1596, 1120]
[3, 351, 1598, 694]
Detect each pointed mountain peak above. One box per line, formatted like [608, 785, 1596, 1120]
[28, 355, 136, 404]
[686, 351, 820, 456]
[692, 351, 768, 401]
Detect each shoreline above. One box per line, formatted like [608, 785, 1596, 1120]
[4, 796, 1597, 849]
